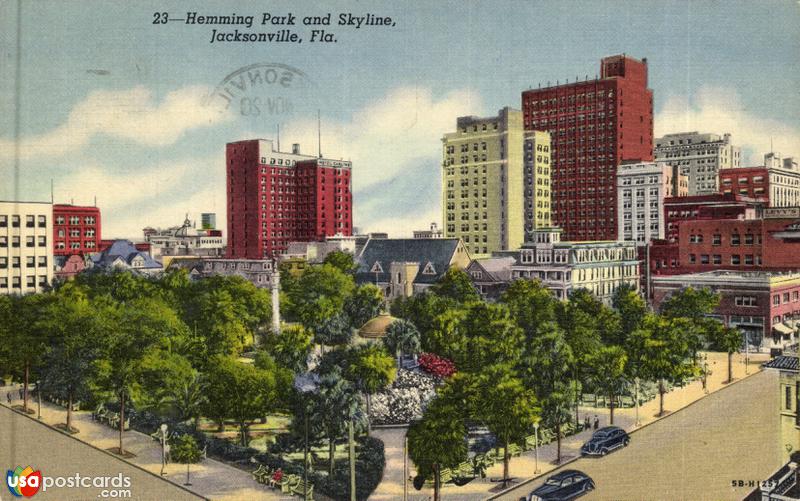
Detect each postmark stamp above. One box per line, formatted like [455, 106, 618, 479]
[205, 62, 318, 124]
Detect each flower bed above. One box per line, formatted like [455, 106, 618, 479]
[370, 369, 438, 425]
[417, 353, 456, 378]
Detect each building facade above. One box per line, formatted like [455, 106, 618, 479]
[90, 240, 162, 275]
[617, 161, 687, 244]
[226, 139, 353, 259]
[524, 130, 553, 234]
[442, 107, 527, 257]
[663, 193, 763, 243]
[651, 271, 800, 352]
[762, 356, 800, 468]
[52, 204, 101, 256]
[509, 228, 639, 303]
[654, 131, 741, 195]
[355, 238, 471, 299]
[521, 55, 654, 241]
[413, 222, 444, 239]
[201, 212, 217, 230]
[719, 153, 800, 207]
[143, 215, 225, 261]
[201, 258, 275, 288]
[0, 201, 53, 294]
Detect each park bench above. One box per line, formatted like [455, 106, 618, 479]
[455, 460, 474, 477]
[290, 480, 314, 499]
[252, 464, 272, 484]
[280, 474, 301, 494]
[507, 443, 522, 457]
[539, 428, 555, 444]
[620, 395, 635, 408]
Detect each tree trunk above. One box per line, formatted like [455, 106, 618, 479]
[503, 437, 510, 483]
[186, 463, 191, 485]
[329, 437, 336, 476]
[727, 352, 733, 383]
[119, 392, 125, 454]
[433, 463, 441, 501]
[556, 423, 562, 463]
[240, 422, 249, 447]
[366, 392, 372, 436]
[658, 381, 665, 417]
[609, 390, 615, 425]
[67, 391, 73, 431]
[23, 363, 29, 412]
[217, 419, 224, 432]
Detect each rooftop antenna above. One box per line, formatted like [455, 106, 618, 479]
[276, 124, 280, 151]
[94, 195, 97, 207]
[50, 179, 53, 203]
[317, 109, 322, 158]
[770, 136, 773, 153]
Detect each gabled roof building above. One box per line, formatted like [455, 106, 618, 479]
[89, 239, 162, 275]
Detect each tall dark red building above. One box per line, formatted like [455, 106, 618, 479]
[53, 204, 101, 256]
[226, 139, 352, 259]
[522, 55, 654, 241]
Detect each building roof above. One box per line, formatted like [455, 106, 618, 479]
[763, 356, 799, 372]
[652, 269, 800, 287]
[469, 257, 516, 282]
[356, 238, 464, 285]
[358, 313, 398, 339]
[91, 240, 162, 270]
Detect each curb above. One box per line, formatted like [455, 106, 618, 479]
[484, 368, 764, 500]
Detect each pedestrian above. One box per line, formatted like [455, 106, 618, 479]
[18, 388, 23, 400]
[6, 392, 11, 404]
[584, 415, 590, 430]
[593, 415, 599, 430]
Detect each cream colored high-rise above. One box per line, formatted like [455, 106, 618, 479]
[0, 201, 54, 294]
[442, 108, 550, 258]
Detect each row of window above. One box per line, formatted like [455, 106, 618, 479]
[0, 236, 47, 247]
[688, 254, 761, 265]
[54, 216, 96, 225]
[773, 291, 800, 306]
[0, 256, 47, 268]
[0, 275, 48, 289]
[688, 233, 762, 245]
[0, 215, 47, 228]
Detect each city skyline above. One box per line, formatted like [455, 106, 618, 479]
[1, 0, 799, 239]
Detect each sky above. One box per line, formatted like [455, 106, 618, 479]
[1, 0, 799, 239]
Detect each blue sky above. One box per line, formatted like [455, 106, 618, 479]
[1, 0, 799, 238]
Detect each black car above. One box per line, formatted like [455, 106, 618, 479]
[580, 426, 630, 456]
[521, 470, 595, 501]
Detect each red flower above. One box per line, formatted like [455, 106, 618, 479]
[418, 353, 456, 378]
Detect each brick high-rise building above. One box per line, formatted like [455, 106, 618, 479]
[226, 139, 352, 259]
[53, 204, 101, 256]
[522, 55, 654, 241]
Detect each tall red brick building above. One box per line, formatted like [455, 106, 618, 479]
[226, 139, 352, 259]
[522, 55, 654, 241]
[52, 204, 101, 256]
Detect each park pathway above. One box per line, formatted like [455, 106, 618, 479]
[0, 393, 289, 501]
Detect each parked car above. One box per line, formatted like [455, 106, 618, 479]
[521, 470, 595, 501]
[580, 426, 630, 456]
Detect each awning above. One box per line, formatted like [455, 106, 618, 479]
[773, 323, 794, 336]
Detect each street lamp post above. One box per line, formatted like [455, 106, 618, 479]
[533, 422, 540, 474]
[744, 332, 750, 375]
[294, 373, 320, 501]
[634, 377, 641, 427]
[36, 381, 41, 420]
[160, 423, 168, 476]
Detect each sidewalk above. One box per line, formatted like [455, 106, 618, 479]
[369, 350, 769, 501]
[0, 392, 289, 501]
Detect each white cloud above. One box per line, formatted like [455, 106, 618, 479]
[655, 86, 800, 165]
[54, 153, 224, 239]
[0, 85, 233, 160]
[363, 207, 442, 238]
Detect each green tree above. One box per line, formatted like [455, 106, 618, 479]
[540, 387, 574, 464]
[289, 264, 355, 332]
[611, 284, 647, 346]
[499, 279, 557, 343]
[92, 297, 171, 455]
[471, 364, 539, 483]
[709, 324, 743, 383]
[4, 293, 53, 413]
[390, 293, 458, 350]
[424, 307, 467, 362]
[407, 398, 468, 501]
[203, 357, 277, 445]
[323, 250, 358, 275]
[630, 315, 697, 416]
[190, 288, 250, 360]
[344, 284, 384, 329]
[261, 324, 313, 374]
[139, 350, 205, 427]
[38, 285, 105, 431]
[170, 434, 203, 486]
[429, 268, 479, 304]
[384, 319, 421, 366]
[315, 312, 354, 348]
[311, 367, 362, 475]
[346, 344, 396, 435]
[585, 346, 628, 424]
[660, 286, 721, 359]
[458, 302, 524, 372]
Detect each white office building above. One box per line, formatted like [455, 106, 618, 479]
[0, 201, 53, 294]
[654, 131, 741, 195]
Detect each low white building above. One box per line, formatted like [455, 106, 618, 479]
[143, 215, 225, 261]
[0, 201, 54, 294]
